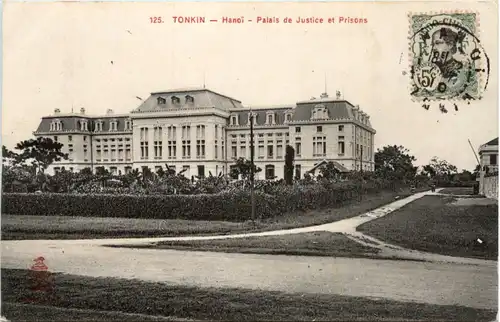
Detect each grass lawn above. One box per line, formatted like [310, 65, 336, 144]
[112, 231, 388, 260]
[2, 268, 496, 321]
[358, 195, 498, 260]
[2, 188, 421, 240]
[439, 187, 475, 195]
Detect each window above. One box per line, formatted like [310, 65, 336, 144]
[490, 154, 498, 165]
[231, 146, 237, 159]
[286, 113, 292, 122]
[258, 142, 265, 159]
[338, 141, 345, 155]
[80, 120, 88, 131]
[221, 141, 225, 160]
[197, 165, 205, 178]
[231, 115, 238, 126]
[196, 140, 206, 158]
[96, 148, 102, 161]
[277, 141, 283, 158]
[295, 142, 301, 156]
[313, 136, 327, 156]
[154, 126, 163, 159]
[185, 95, 194, 104]
[196, 125, 205, 139]
[53, 136, 58, 142]
[215, 140, 218, 159]
[140, 127, 149, 159]
[182, 165, 190, 174]
[215, 125, 219, 138]
[266, 112, 275, 125]
[111, 148, 116, 161]
[295, 127, 301, 133]
[158, 97, 166, 105]
[317, 126, 322, 133]
[167, 126, 177, 140]
[110, 167, 117, 175]
[267, 145, 274, 158]
[125, 119, 132, 130]
[240, 146, 246, 158]
[68, 135, 73, 142]
[339, 125, 344, 132]
[265, 165, 275, 179]
[171, 96, 180, 104]
[83, 148, 88, 161]
[295, 164, 302, 179]
[181, 125, 191, 139]
[182, 140, 191, 159]
[338, 136, 345, 140]
[94, 121, 103, 132]
[109, 120, 118, 131]
[118, 148, 124, 161]
[181, 125, 191, 159]
[124, 166, 132, 174]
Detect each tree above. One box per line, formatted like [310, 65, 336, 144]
[2, 145, 18, 166]
[422, 157, 458, 180]
[229, 158, 262, 181]
[284, 145, 295, 185]
[14, 137, 68, 173]
[374, 145, 417, 181]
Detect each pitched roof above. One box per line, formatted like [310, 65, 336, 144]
[132, 88, 244, 113]
[35, 115, 131, 133]
[484, 138, 498, 146]
[308, 160, 350, 173]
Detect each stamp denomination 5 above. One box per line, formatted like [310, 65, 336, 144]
[409, 12, 490, 102]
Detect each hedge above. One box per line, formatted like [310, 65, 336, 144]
[1, 181, 404, 221]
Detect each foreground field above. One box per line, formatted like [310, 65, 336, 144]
[2, 189, 418, 240]
[2, 268, 495, 321]
[358, 195, 498, 260]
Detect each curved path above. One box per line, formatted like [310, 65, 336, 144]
[1, 189, 498, 310]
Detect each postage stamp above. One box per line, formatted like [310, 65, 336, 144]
[409, 12, 490, 102]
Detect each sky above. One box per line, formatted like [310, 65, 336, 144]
[2, 1, 498, 171]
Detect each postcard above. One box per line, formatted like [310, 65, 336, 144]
[1, 1, 498, 321]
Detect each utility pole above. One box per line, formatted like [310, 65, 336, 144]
[249, 111, 256, 224]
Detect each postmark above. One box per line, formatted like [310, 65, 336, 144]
[409, 12, 490, 102]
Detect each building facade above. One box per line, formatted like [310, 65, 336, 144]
[34, 88, 376, 179]
[478, 137, 498, 199]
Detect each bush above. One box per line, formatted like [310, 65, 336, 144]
[2, 174, 412, 221]
[1, 191, 277, 221]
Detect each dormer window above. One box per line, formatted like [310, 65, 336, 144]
[247, 112, 257, 125]
[312, 104, 329, 120]
[285, 112, 293, 122]
[266, 112, 276, 125]
[185, 95, 194, 104]
[50, 119, 63, 131]
[94, 120, 103, 132]
[125, 119, 132, 130]
[157, 97, 166, 105]
[230, 114, 238, 126]
[109, 119, 118, 131]
[80, 120, 88, 131]
[171, 96, 180, 105]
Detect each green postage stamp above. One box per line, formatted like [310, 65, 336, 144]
[409, 12, 490, 102]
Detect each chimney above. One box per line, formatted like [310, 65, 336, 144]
[54, 108, 61, 114]
[320, 92, 328, 99]
[80, 107, 86, 115]
[106, 109, 114, 115]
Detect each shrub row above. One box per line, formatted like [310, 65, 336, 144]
[2, 181, 405, 221]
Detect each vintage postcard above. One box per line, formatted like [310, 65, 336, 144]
[1, 1, 498, 321]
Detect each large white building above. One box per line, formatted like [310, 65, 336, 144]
[34, 88, 376, 179]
